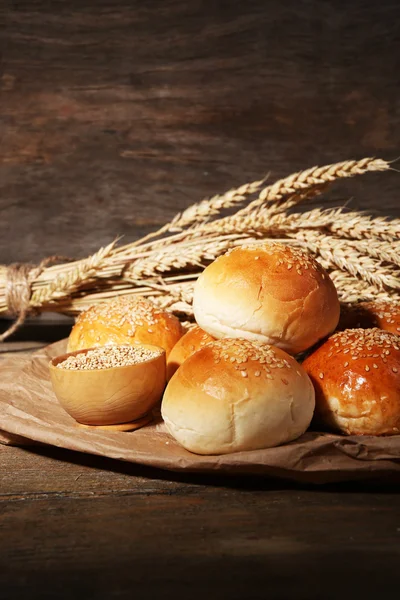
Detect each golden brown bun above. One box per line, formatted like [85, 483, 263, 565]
[338, 300, 400, 335]
[161, 338, 315, 454]
[303, 328, 400, 436]
[166, 326, 215, 380]
[193, 242, 340, 355]
[67, 296, 183, 358]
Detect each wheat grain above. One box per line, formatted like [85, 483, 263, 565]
[238, 157, 388, 215]
[328, 212, 400, 241]
[127, 158, 388, 249]
[293, 231, 400, 290]
[30, 241, 117, 307]
[324, 269, 391, 303]
[169, 178, 266, 230]
[131, 178, 266, 247]
[348, 239, 400, 267]
[0, 156, 395, 334]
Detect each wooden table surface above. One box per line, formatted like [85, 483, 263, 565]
[1, 321, 400, 600]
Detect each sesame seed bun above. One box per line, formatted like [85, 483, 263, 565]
[303, 328, 400, 436]
[166, 325, 215, 380]
[161, 338, 315, 455]
[193, 242, 340, 355]
[338, 300, 400, 335]
[67, 296, 183, 358]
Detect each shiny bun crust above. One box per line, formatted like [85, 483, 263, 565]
[161, 338, 315, 455]
[338, 300, 400, 335]
[167, 326, 215, 380]
[67, 296, 183, 357]
[193, 243, 340, 355]
[303, 328, 400, 436]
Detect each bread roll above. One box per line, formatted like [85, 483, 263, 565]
[303, 328, 400, 436]
[67, 296, 183, 357]
[338, 300, 400, 335]
[167, 325, 215, 380]
[193, 242, 339, 355]
[161, 338, 315, 454]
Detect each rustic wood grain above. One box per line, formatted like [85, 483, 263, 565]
[1, 0, 399, 264]
[1, 444, 400, 600]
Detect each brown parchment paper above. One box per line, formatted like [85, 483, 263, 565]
[1, 339, 400, 484]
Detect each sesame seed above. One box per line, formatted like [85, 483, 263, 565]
[75, 296, 174, 336]
[57, 345, 162, 371]
[210, 338, 293, 371]
[328, 328, 400, 363]
[365, 365, 370, 372]
[319, 372, 324, 379]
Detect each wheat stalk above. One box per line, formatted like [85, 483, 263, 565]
[128, 157, 389, 249]
[348, 239, 400, 267]
[131, 178, 267, 247]
[317, 268, 391, 302]
[169, 178, 266, 230]
[292, 231, 400, 290]
[329, 212, 400, 241]
[30, 241, 117, 307]
[237, 157, 388, 215]
[0, 156, 396, 341]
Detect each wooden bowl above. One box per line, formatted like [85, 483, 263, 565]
[49, 344, 166, 429]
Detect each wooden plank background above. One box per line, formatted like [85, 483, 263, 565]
[0, 0, 399, 265]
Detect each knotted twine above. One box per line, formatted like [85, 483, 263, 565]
[0, 257, 67, 342]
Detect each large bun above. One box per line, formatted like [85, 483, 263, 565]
[193, 242, 339, 355]
[167, 326, 215, 380]
[161, 338, 315, 455]
[303, 328, 400, 436]
[68, 296, 183, 357]
[338, 300, 400, 335]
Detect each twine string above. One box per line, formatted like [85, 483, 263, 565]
[0, 256, 71, 343]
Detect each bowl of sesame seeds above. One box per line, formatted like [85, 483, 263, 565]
[49, 344, 166, 430]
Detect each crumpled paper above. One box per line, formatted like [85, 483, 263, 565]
[1, 340, 399, 484]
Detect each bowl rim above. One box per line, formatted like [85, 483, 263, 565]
[49, 343, 166, 373]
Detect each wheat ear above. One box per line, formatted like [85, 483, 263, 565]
[237, 157, 389, 216]
[30, 241, 117, 306]
[293, 231, 400, 290]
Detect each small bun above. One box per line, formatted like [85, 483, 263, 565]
[193, 242, 339, 355]
[338, 300, 400, 335]
[68, 296, 183, 357]
[303, 328, 400, 436]
[161, 338, 315, 455]
[167, 326, 215, 380]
